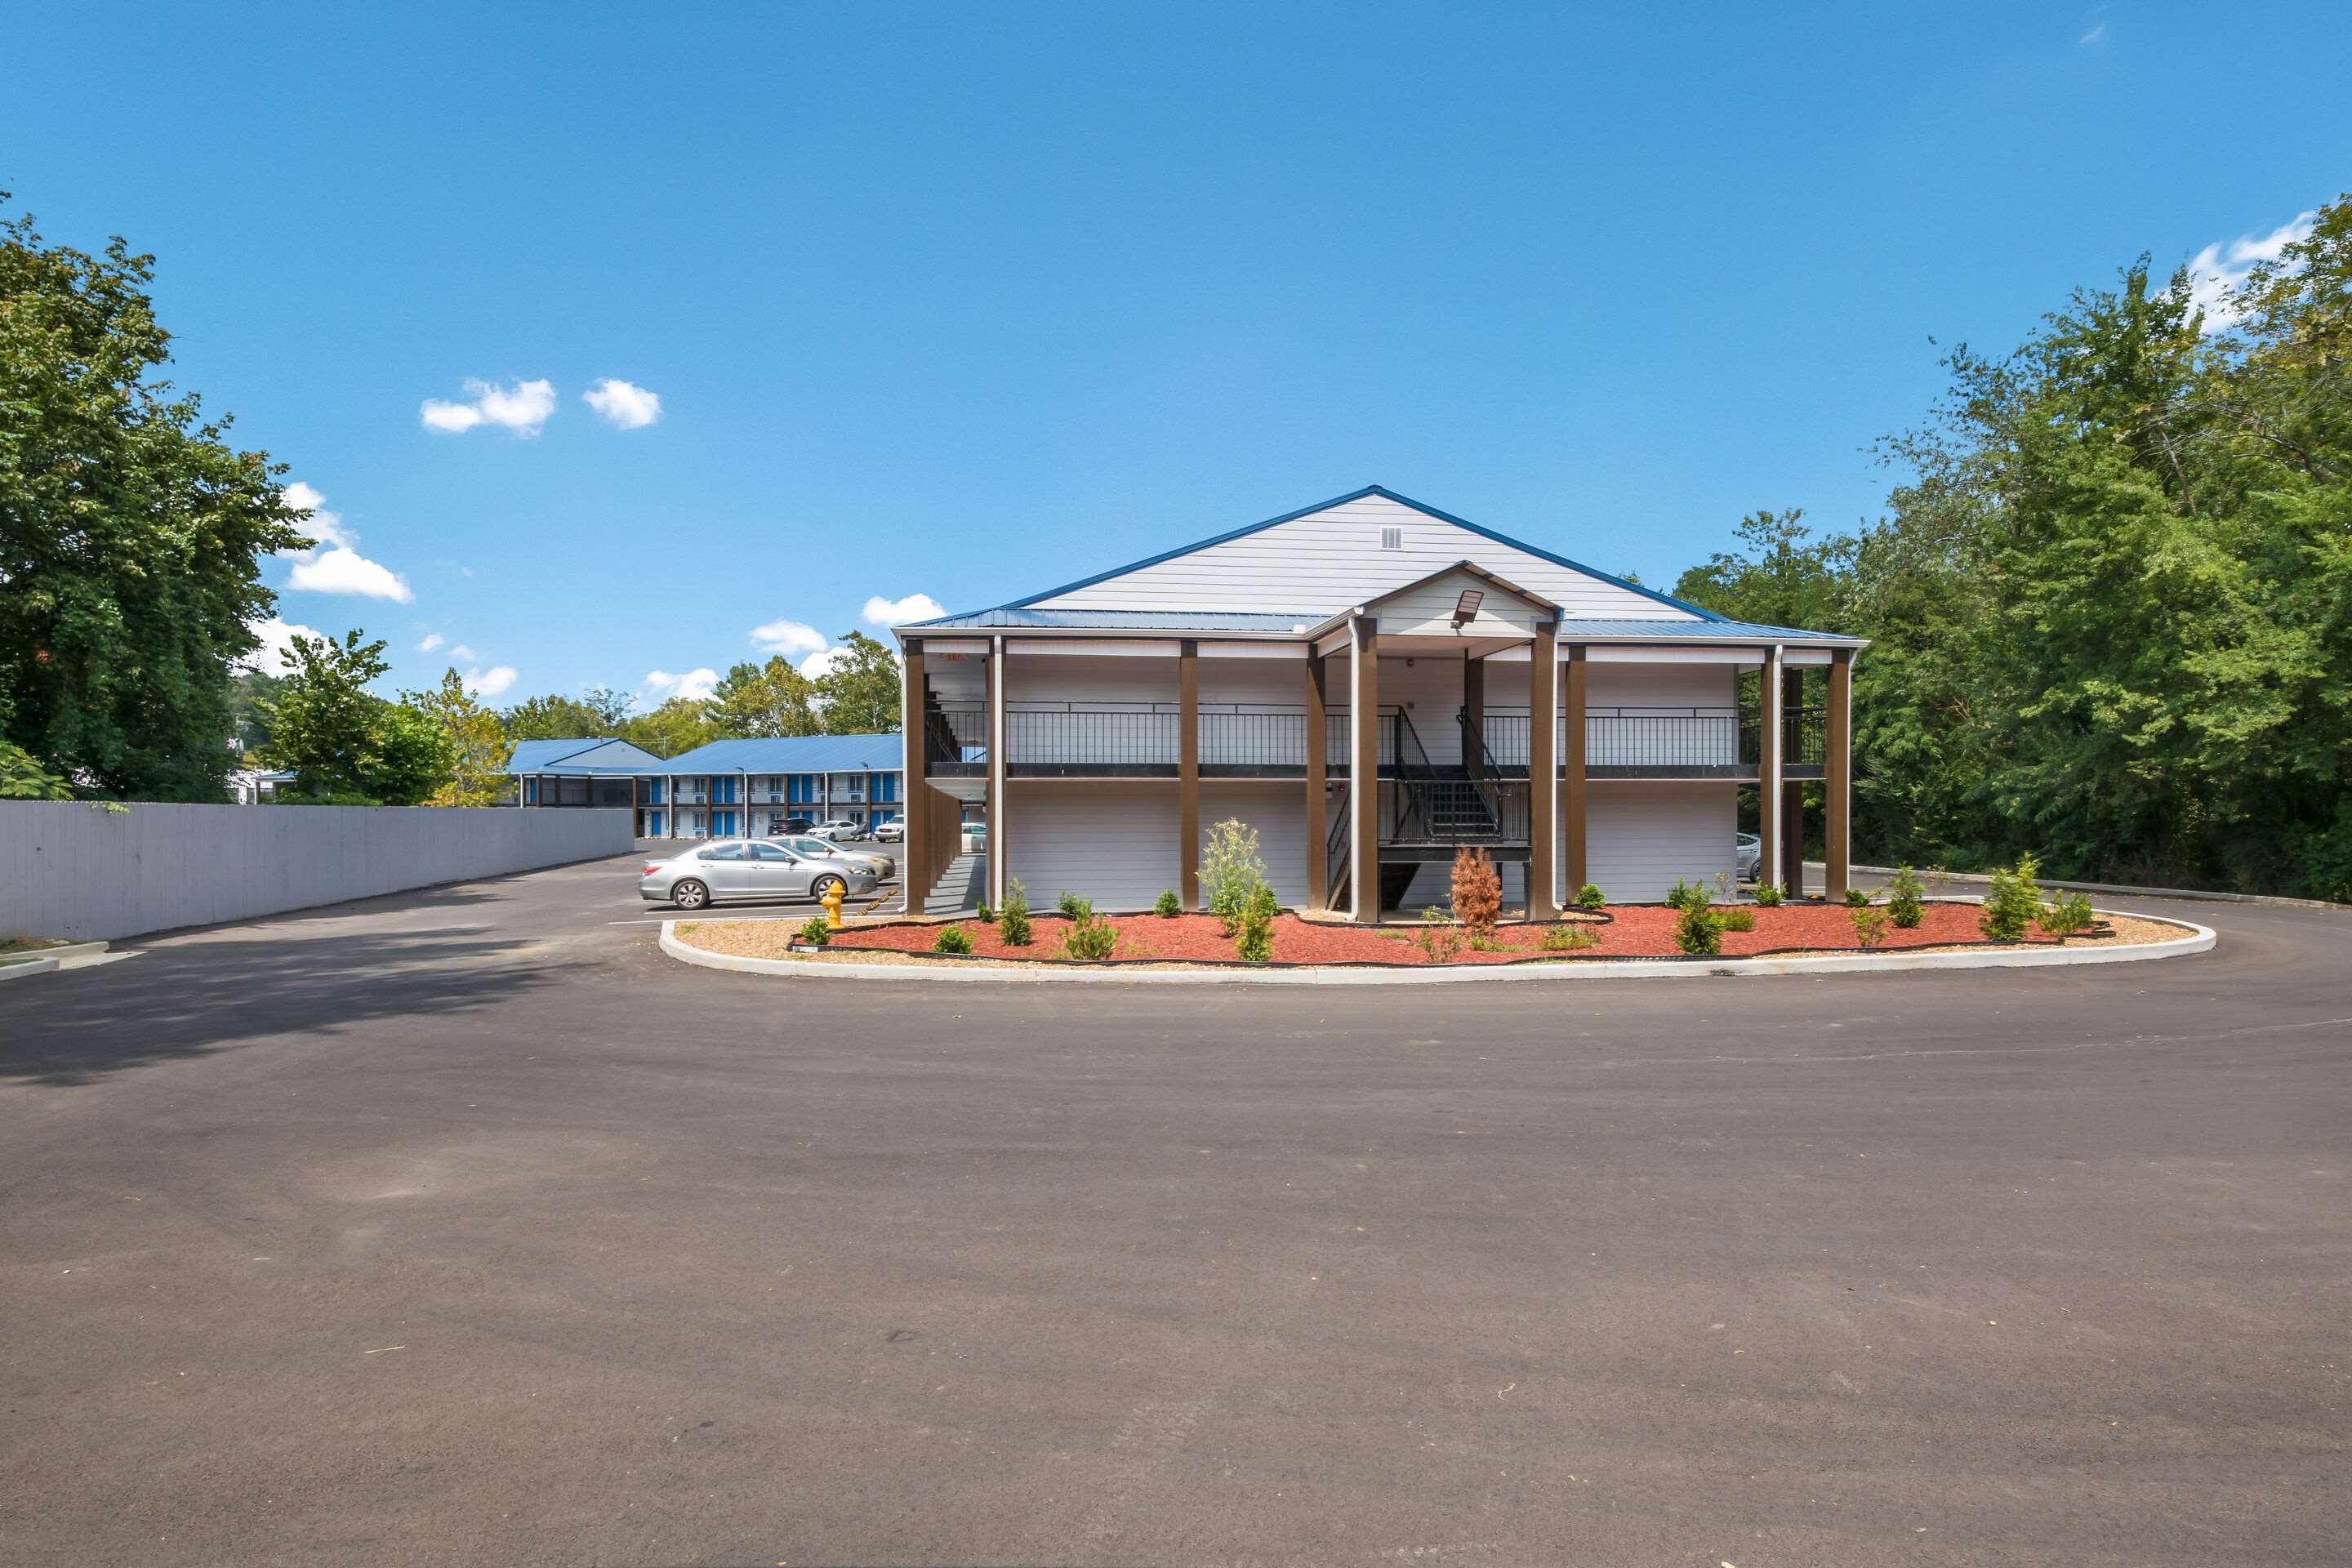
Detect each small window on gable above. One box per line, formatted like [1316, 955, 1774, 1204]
[1379, 526, 1403, 550]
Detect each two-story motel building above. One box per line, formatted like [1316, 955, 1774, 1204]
[891, 486, 1862, 920]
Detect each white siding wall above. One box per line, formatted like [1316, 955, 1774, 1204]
[1199, 782, 1310, 910]
[1575, 782, 1737, 904]
[1029, 493, 1698, 621]
[1004, 783, 1179, 912]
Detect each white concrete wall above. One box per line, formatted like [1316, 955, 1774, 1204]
[0, 801, 633, 942]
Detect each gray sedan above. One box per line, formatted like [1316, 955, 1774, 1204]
[640, 840, 880, 911]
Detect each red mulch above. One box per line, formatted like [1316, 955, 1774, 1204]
[825, 902, 2070, 966]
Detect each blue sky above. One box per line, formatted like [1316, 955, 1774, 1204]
[7, 2, 2346, 706]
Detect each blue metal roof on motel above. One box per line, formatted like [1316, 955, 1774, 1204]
[660, 733, 904, 774]
[504, 737, 670, 774]
[904, 609, 1859, 643]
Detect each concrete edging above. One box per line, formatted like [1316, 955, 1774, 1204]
[0, 956, 62, 982]
[660, 912, 2216, 987]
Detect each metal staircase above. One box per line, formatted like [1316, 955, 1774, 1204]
[1325, 710, 1526, 912]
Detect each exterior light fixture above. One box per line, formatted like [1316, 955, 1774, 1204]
[1451, 589, 1484, 627]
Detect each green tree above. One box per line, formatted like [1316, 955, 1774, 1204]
[709, 657, 822, 738]
[1, 739, 74, 799]
[404, 669, 508, 806]
[228, 667, 285, 755]
[813, 631, 902, 734]
[622, 697, 719, 758]
[1, 196, 307, 800]
[502, 691, 620, 741]
[261, 630, 451, 804]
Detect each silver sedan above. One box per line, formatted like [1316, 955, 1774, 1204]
[640, 840, 880, 911]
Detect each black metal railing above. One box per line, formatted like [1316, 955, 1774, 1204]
[924, 705, 988, 775]
[1387, 777, 1529, 846]
[1739, 706, 1826, 769]
[1000, 702, 1314, 775]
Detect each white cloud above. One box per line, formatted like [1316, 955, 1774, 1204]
[462, 665, 519, 698]
[238, 614, 324, 673]
[278, 480, 355, 553]
[287, 546, 414, 603]
[448, 644, 478, 663]
[750, 617, 828, 657]
[2078, 22, 2108, 46]
[416, 632, 446, 653]
[2187, 209, 2319, 330]
[582, 377, 662, 430]
[639, 666, 720, 706]
[797, 645, 850, 679]
[862, 592, 946, 626]
[421, 377, 558, 437]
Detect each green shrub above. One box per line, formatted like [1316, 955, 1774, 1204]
[1666, 876, 1708, 912]
[1153, 888, 1183, 919]
[1413, 906, 1464, 964]
[796, 915, 831, 947]
[1061, 906, 1119, 960]
[1673, 902, 1724, 956]
[1202, 818, 1270, 935]
[1980, 853, 2042, 942]
[1719, 906, 1755, 933]
[2041, 889, 2096, 939]
[1753, 881, 1786, 906]
[997, 879, 1032, 947]
[1235, 884, 1276, 964]
[1575, 882, 1607, 911]
[1885, 865, 1927, 928]
[1056, 889, 1087, 920]
[932, 924, 973, 955]
[1845, 886, 1872, 907]
[1850, 906, 1891, 948]
[1539, 923, 1597, 952]
[975, 900, 992, 924]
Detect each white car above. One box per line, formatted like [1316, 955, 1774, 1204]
[806, 819, 866, 841]
[871, 817, 904, 843]
[1735, 832, 1762, 882]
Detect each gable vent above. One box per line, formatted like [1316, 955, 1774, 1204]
[1379, 526, 1403, 550]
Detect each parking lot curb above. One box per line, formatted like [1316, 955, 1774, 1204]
[0, 956, 62, 982]
[660, 913, 2216, 985]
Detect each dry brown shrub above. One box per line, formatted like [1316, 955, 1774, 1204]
[1450, 845, 1502, 939]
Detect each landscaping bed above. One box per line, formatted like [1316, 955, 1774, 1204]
[675, 901, 2192, 969]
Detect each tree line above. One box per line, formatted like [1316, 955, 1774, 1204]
[1671, 194, 2351, 899]
[7, 186, 2347, 895]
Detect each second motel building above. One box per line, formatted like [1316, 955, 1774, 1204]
[892, 487, 1863, 920]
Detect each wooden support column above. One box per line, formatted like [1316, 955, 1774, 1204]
[1781, 665, 1806, 893]
[1757, 644, 1784, 893]
[1526, 621, 1559, 916]
[1350, 617, 1379, 923]
[1304, 651, 1329, 909]
[1178, 639, 1200, 909]
[987, 635, 1007, 909]
[1562, 643, 1588, 898]
[901, 639, 929, 911]
[1826, 647, 1853, 902]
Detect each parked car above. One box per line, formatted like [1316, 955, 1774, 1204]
[639, 840, 879, 911]
[807, 818, 866, 841]
[1735, 831, 1762, 882]
[778, 835, 894, 880]
[767, 815, 817, 837]
[960, 821, 988, 855]
[871, 817, 903, 842]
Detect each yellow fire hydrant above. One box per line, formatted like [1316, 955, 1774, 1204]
[821, 881, 845, 931]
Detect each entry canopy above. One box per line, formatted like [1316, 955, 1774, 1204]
[1305, 560, 1561, 657]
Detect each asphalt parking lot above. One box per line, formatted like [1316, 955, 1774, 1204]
[2, 854, 2346, 1566]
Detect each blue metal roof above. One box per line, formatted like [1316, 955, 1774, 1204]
[1551, 618, 1861, 644]
[505, 737, 670, 774]
[907, 484, 1736, 630]
[910, 608, 1315, 631]
[661, 732, 904, 774]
